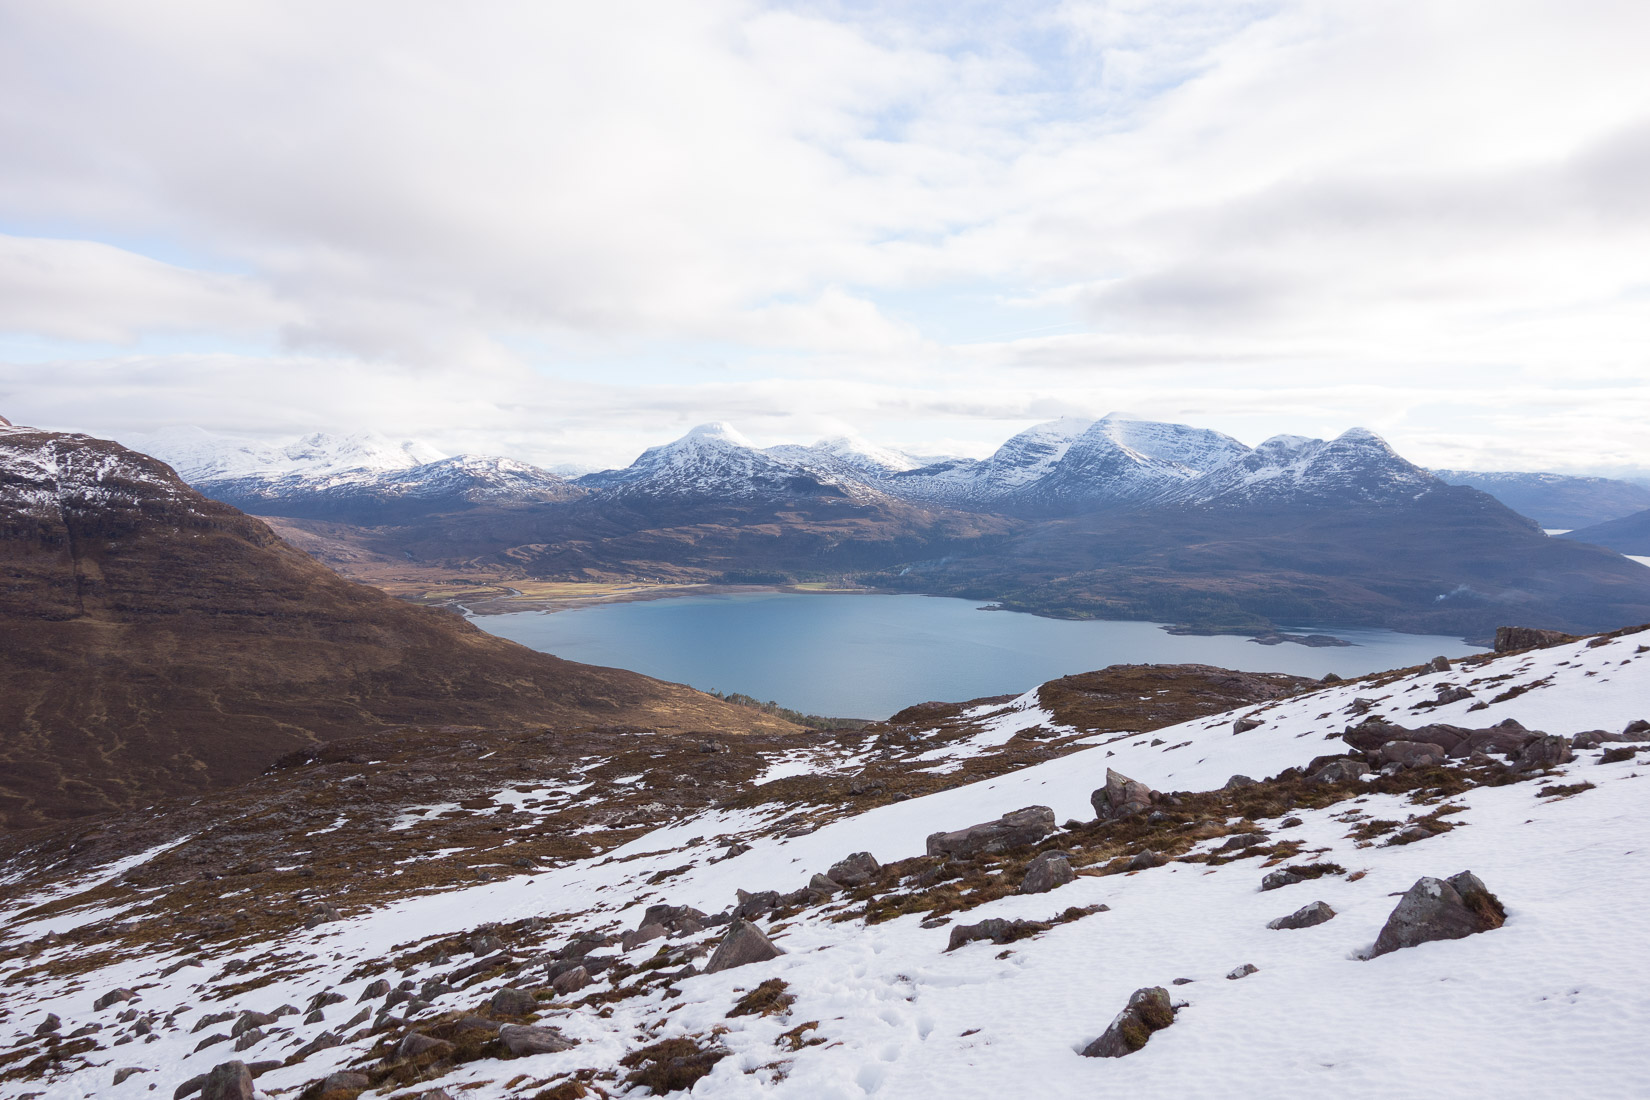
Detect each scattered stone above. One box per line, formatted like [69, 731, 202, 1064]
[551, 966, 591, 995]
[94, 987, 137, 1011]
[174, 1073, 207, 1099]
[1429, 655, 1451, 672]
[33, 1013, 60, 1037]
[344, 1007, 370, 1029]
[1223, 774, 1257, 789]
[306, 990, 346, 1012]
[732, 889, 781, 921]
[303, 1009, 325, 1024]
[827, 851, 882, 887]
[1233, 716, 1263, 734]
[1261, 869, 1303, 891]
[1170, 977, 1195, 986]
[231, 1028, 264, 1052]
[193, 1033, 229, 1053]
[1127, 850, 1168, 871]
[807, 873, 840, 894]
[1268, 901, 1336, 930]
[1516, 734, 1575, 772]
[292, 1030, 341, 1060]
[230, 1012, 274, 1038]
[498, 1023, 576, 1056]
[926, 805, 1057, 858]
[488, 987, 537, 1016]
[113, 1067, 149, 1085]
[1432, 685, 1474, 705]
[945, 917, 1049, 951]
[320, 1071, 370, 1091]
[705, 920, 785, 973]
[1091, 770, 1155, 821]
[160, 958, 204, 977]
[1370, 871, 1506, 958]
[198, 1060, 254, 1100]
[1219, 832, 1268, 851]
[395, 1032, 452, 1059]
[1378, 740, 1449, 768]
[1081, 986, 1176, 1058]
[1226, 963, 1259, 980]
[357, 978, 391, 1002]
[1019, 851, 1076, 894]
[1309, 758, 1370, 784]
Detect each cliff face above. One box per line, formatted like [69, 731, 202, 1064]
[0, 426, 795, 830]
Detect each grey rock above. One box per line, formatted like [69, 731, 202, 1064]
[1309, 758, 1370, 784]
[174, 1073, 207, 1099]
[292, 1029, 341, 1060]
[1260, 869, 1302, 891]
[807, 873, 841, 894]
[395, 1032, 452, 1059]
[94, 987, 136, 1011]
[344, 1007, 370, 1028]
[1378, 741, 1449, 768]
[1091, 769, 1155, 821]
[1127, 850, 1168, 871]
[1081, 986, 1176, 1058]
[1268, 901, 1336, 930]
[357, 978, 390, 1002]
[945, 917, 1049, 951]
[1170, 977, 1195, 985]
[1432, 685, 1474, 705]
[622, 923, 668, 951]
[1226, 963, 1259, 980]
[321, 1071, 370, 1091]
[1019, 851, 1076, 894]
[199, 1061, 254, 1100]
[113, 1067, 149, 1085]
[306, 990, 346, 1012]
[1223, 774, 1257, 789]
[1457, 727, 1538, 758]
[192, 1033, 229, 1053]
[1429, 656, 1451, 672]
[551, 965, 591, 995]
[33, 1013, 60, 1037]
[926, 805, 1057, 858]
[498, 1023, 576, 1056]
[1219, 832, 1268, 851]
[303, 1009, 325, 1024]
[1370, 871, 1505, 958]
[1516, 734, 1575, 772]
[732, 889, 781, 921]
[828, 851, 882, 887]
[1233, 716, 1263, 733]
[488, 987, 537, 1016]
[230, 1011, 274, 1038]
[704, 919, 785, 973]
[231, 1027, 264, 1052]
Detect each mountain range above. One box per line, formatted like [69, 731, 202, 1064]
[1433, 469, 1650, 529]
[0, 422, 794, 830]
[121, 415, 1650, 640]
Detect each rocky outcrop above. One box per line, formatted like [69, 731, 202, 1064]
[1090, 769, 1155, 821]
[1515, 735, 1574, 771]
[926, 806, 1056, 858]
[198, 1061, 254, 1100]
[1309, 758, 1370, 784]
[487, 987, 536, 1016]
[946, 917, 1050, 952]
[1080, 986, 1176, 1058]
[827, 851, 881, 887]
[1377, 741, 1449, 768]
[1494, 626, 1577, 653]
[1370, 871, 1506, 958]
[498, 1024, 576, 1056]
[1267, 901, 1336, 930]
[704, 920, 784, 973]
[1019, 851, 1076, 894]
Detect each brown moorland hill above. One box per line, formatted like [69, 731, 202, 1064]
[0, 425, 797, 830]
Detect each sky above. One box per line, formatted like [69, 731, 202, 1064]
[0, 0, 1647, 476]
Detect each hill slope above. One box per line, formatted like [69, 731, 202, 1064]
[1562, 506, 1650, 556]
[1435, 469, 1650, 529]
[0, 425, 796, 830]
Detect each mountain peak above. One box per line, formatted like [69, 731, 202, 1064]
[680, 421, 755, 448]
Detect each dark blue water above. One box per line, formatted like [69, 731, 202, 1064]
[473, 592, 1484, 720]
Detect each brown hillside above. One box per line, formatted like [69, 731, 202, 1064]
[0, 426, 797, 830]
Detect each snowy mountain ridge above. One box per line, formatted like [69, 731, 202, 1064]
[3, 628, 1647, 1097]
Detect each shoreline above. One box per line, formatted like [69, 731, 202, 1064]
[451, 581, 896, 616]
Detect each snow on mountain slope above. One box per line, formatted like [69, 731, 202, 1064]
[1013, 413, 1252, 510]
[5, 631, 1646, 1098]
[581, 422, 887, 504]
[765, 436, 937, 482]
[1160, 428, 1442, 509]
[129, 426, 446, 485]
[886, 417, 1094, 506]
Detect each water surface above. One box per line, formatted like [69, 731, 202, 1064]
[474, 592, 1484, 720]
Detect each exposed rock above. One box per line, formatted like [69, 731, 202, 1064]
[1370, 871, 1506, 958]
[732, 889, 781, 921]
[551, 966, 591, 995]
[1233, 715, 1263, 734]
[1268, 901, 1336, 930]
[807, 873, 840, 894]
[1127, 850, 1169, 870]
[827, 851, 882, 887]
[946, 917, 1050, 951]
[498, 1023, 576, 1056]
[1261, 869, 1303, 891]
[231, 1027, 264, 1051]
[1219, 832, 1268, 852]
[1626, 719, 1650, 735]
[33, 1013, 60, 1037]
[357, 978, 390, 1002]
[1458, 727, 1539, 757]
[704, 919, 785, 973]
[395, 1031, 453, 1059]
[306, 990, 347, 1012]
[1223, 774, 1257, 789]
[174, 1073, 207, 1099]
[1378, 740, 1449, 768]
[488, 987, 537, 1016]
[1429, 655, 1451, 672]
[1432, 685, 1474, 705]
[1516, 734, 1575, 772]
[320, 1071, 370, 1091]
[1091, 769, 1155, 821]
[230, 1011, 274, 1038]
[94, 987, 137, 1010]
[1494, 626, 1576, 653]
[292, 1030, 341, 1060]
[1081, 986, 1176, 1058]
[621, 923, 668, 951]
[199, 1060, 254, 1100]
[926, 805, 1056, 858]
[114, 1067, 149, 1085]
[1019, 851, 1076, 894]
[1309, 757, 1371, 784]
[1226, 963, 1259, 980]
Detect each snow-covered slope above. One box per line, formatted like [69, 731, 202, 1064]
[128, 426, 445, 484]
[5, 630, 1646, 1098]
[580, 423, 888, 504]
[765, 437, 938, 483]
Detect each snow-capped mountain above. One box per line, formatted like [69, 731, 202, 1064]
[765, 436, 940, 483]
[579, 422, 888, 504]
[128, 426, 445, 484]
[884, 417, 1095, 507]
[1158, 428, 1443, 509]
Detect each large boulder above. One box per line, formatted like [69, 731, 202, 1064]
[1019, 851, 1076, 894]
[1080, 987, 1176, 1058]
[946, 917, 1049, 952]
[1516, 735, 1574, 771]
[1456, 725, 1539, 758]
[1493, 626, 1576, 653]
[1090, 770, 1155, 821]
[926, 806, 1056, 859]
[199, 1061, 254, 1100]
[1309, 758, 1370, 784]
[1378, 741, 1449, 769]
[1267, 901, 1336, 930]
[704, 920, 784, 974]
[827, 851, 881, 887]
[488, 987, 536, 1016]
[498, 1024, 575, 1056]
[1370, 871, 1506, 958]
